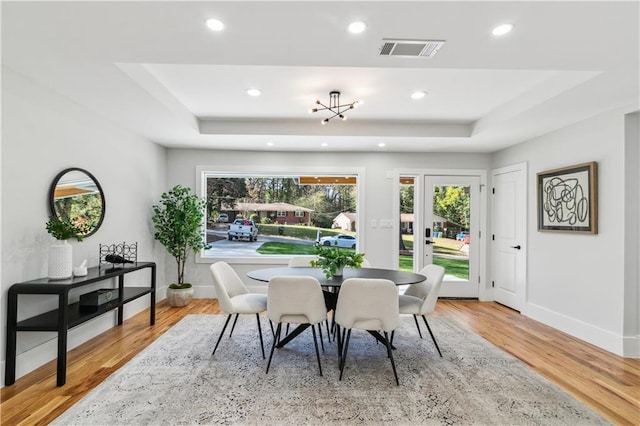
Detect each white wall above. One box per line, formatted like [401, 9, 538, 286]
[492, 105, 639, 357]
[164, 149, 492, 296]
[1, 68, 167, 385]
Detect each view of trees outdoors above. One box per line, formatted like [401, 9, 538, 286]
[399, 178, 471, 278]
[203, 174, 358, 257]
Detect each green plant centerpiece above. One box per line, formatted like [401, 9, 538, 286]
[46, 215, 90, 241]
[311, 244, 365, 278]
[152, 185, 211, 306]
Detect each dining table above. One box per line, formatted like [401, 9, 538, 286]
[247, 266, 426, 349]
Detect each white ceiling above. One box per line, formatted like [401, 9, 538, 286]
[2, 1, 638, 153]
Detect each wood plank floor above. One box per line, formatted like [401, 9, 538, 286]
[1, 300, 638, 425]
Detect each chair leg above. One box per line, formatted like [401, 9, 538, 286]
[256, 313, 265, 359]
[229, 313, 239, 337]
[389, 330, 395, 349]
[266, 323, 282, 374]
[339, 329, 352, 380]
[212, 314, 232, 356]
[336, 324, 343, 367]
[269, 320, 275, 337]
[413, 314, 423, 338]
[286, 323, 290, 336]
[325, 319, 331, 343]
[422, 315, 442, 357]
[384, 331, 400, 386]
[317, 324, 325, 352]
[311, 324, 323, 376]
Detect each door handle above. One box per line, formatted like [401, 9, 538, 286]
[510, 245, 521, 250]
[425, 240, 434, 245]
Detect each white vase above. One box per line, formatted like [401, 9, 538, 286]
[48, 240, 73, 280]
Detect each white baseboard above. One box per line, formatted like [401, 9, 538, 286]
[522, 302, 639, 358]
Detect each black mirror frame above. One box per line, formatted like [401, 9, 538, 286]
[49, 167, 106, 238]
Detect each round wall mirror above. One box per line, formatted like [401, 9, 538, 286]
[49, 167, 106, 238]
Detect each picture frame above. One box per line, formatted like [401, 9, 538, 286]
[537, 162, 598, 234]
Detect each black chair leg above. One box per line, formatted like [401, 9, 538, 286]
[269, 320, 275, 337]
[266, 323, 282, 373]
[311, 324, 323, 376]
[413, 314, 423, 338]
[212, 314, 232, 356]
[256, 313, 265, 359]
[335, 324, 343, 367]
[229, 313, 239, 337]
[384, 331, 400, 386]
[422, 315, 442, 357]
[339, 329, 352, 380]
[317, 324, 325, 352]
[325, 319, 331, 343]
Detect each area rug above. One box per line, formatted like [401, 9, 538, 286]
[52, 314, 608, 425]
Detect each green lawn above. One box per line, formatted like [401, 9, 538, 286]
[257, 242, 469, 280]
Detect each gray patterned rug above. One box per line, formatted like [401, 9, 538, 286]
[52, 314, 608, 425]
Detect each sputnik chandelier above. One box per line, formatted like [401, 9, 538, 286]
[309, 91, 361, 124]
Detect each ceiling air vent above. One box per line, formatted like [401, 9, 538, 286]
[379, 39, 445, 58]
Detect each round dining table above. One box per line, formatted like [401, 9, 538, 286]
[247, 266, 426, 287]
[247, 266, 426, 350]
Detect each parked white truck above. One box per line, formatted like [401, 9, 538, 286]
[228, 219, 258, 241]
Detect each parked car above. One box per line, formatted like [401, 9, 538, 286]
[456, 231, 469, 241]
[228, 219, 258, 241]
[217, 213, 229, 223]
[319, 234, 357, 248]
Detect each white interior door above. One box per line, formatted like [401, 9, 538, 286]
[424, 175, 480, 298]
[491, 163, 527, 311]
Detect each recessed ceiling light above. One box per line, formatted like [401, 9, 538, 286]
[246, 88, 261, 97]
[378, 143, 386, 148]
[321, 142, 328, 147]
[348, 21, 366, 34]
[492, 23, 514, 36]
[206, 18, 225, 32]
[267, 142, 274, 147]
[411, 91, 427, 100]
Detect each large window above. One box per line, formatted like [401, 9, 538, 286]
[200, 171, 359, 260]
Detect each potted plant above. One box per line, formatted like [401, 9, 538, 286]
[152, 185, 211, 306]
[311, 244, 365, 278]
[46, 215, 89, 279]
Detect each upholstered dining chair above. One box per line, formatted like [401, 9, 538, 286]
[288, 255, 331, 344]
[398, 264, 445, 357]
[334, 278, 400, 385]
[210, 261, 269, 359]
[287, 255, 319, 267]
[266, 275, 327, 376]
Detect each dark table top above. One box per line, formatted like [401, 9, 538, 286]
[247, 266, 426, 287]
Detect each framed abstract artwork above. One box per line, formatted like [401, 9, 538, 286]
[537, 162, 598, 234]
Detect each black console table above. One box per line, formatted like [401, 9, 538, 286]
[5, 261, 156, 386]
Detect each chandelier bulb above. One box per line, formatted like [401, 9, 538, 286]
[339, 114, 346, 120]
[321, 119, 328, 125]
[309, 108, 317, 113]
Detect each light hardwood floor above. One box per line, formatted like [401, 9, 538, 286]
[1, 300, 638, 425]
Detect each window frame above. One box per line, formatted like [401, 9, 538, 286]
[196, 165, 365, 264]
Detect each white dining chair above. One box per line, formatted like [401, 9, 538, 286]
[287, 255, 319, 267]
[334, 278, 400, 385]
[398, 264, 445, 357]
[266, 275, 327, 376]
[288, 254, 331, 344]
[210, 261, 269, 359]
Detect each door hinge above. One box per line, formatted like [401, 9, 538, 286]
[492, 234, 495, 241]
[492, 281, 495, 288]
[492, 187, 495, 194]
[479, 230, 481, 239]
[478, 276, 481, 284]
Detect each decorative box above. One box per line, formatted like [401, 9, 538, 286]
[79, 288, 119, 306]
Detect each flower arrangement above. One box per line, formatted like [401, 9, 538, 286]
[46, 215, 90, 241]
[311, 244, 365, 278]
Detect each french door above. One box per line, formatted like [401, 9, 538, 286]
[423, 176, 480, 298]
